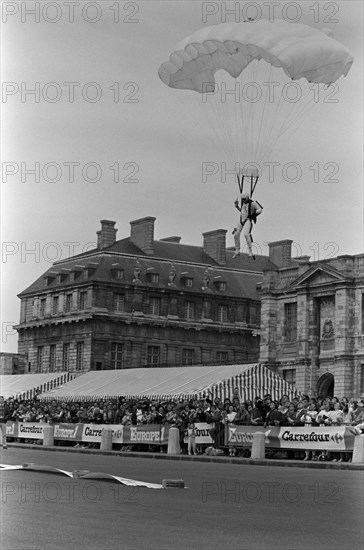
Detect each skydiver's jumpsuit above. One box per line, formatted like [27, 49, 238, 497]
[233, 196, 263, 256]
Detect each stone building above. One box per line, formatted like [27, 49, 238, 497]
[259, 240, 364, 398]
[15, 217, 273, 374]
[0, 352, 27, 375]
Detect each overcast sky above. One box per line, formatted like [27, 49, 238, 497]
[1, 1, 363, 353]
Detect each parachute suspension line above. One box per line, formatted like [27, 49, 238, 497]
[263, 80, 324, 163]
[236, 172, 259, 198]
[237, 173, 244, 194]
[208, 75, 238, 165]
[251, 175, 259, 197]
[259, 74, 288, 162]
[249, 60, 256, 164]
[254, 64, 274, 166]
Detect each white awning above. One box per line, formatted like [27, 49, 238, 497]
[0, 373, 75, 400]
[41, 364, 298, 402]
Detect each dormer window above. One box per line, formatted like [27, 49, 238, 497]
[110, 264, 124, 280]
[181, 272, 193, 287]
[84, 263, 98, 279]
[71, 266, 84, 281]
[43, 271, 57, 287]
[214, 276, 227, 292]
[146, 271, 159, 284]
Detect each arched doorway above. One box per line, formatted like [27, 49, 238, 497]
[317, 372, 334, 398]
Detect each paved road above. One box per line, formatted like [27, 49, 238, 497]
[1, 447, 363, 550]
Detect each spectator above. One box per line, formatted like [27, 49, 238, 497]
[0, 396, 10, 449]
[206, 405, 223, 449]
[234, 404, 250, 425]
[264, 401, 285, 427]
[187, 422, 197, 455]
[301, 403, 318, 461]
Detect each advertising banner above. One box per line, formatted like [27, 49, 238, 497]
[15, 422, 45, 440]
[5, 421, 18, 438]
[183, 423, 214, 445]
[126, 424, 169, 445]
[226, 425, 356, 451]
[81, 424, 124, 444]
[53, 423, 84, 442]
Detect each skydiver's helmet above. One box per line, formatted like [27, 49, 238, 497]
[241, 192, 250, 202]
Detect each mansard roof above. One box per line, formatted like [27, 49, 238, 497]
[19, 237, 274, 300]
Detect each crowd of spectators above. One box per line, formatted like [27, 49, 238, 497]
[2, 391, 364, 458]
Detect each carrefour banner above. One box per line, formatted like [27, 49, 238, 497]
[5, 422, 45, 440]
[226, 425, 356, 451]
[81, 424, 124, 444]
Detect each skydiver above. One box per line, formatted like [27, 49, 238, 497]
[232, 192, 263, 260]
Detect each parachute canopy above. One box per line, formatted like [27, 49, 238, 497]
[158, 19, 353, 92]
[158, 20, 353, 187]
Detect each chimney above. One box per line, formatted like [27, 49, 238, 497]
[202, 229, 227, 265]
[159, 236, 181, 244]
[130, 216, 156, 255]
[268, 240, 293, 267]
[97, 220, 117, 250]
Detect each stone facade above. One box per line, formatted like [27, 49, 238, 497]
[0, 352, 28, 375]
[259, 241, 364, 398]
[15, 217, 272, 374]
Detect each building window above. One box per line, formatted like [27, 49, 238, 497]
[111, 268, 124, 280]
[65, 294, 72, 313]
[184, 301, 195, 319]
[113, 294, 125, 312]
[76, 342, 84, 371]
[111, 343, 124, 369]
[79, 291, 87, 310]
[36, 346, 43, 373]
[202, 300, 211, 319]
[361, 294, 364, 333]
[149, 297, 161, 316]
[52, 296, 59, 315]
[148, 272, 159, 283]
[216, 351, 228, 363]
[217, 304, 228, 323]
[217, 281, 227, 291]
[185, 278, 193, 288]
[182, 348, 195, 365]
[147, 346, 160, 367]
[283, 369, 296, 386]
[49, 345, 56, 372]
[360, 364, 364, 395]
[40, 298, 46, 317]
[249, 303, 259, 325]
[62, 343, 70, 371]
[284, 303, 297, 341]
